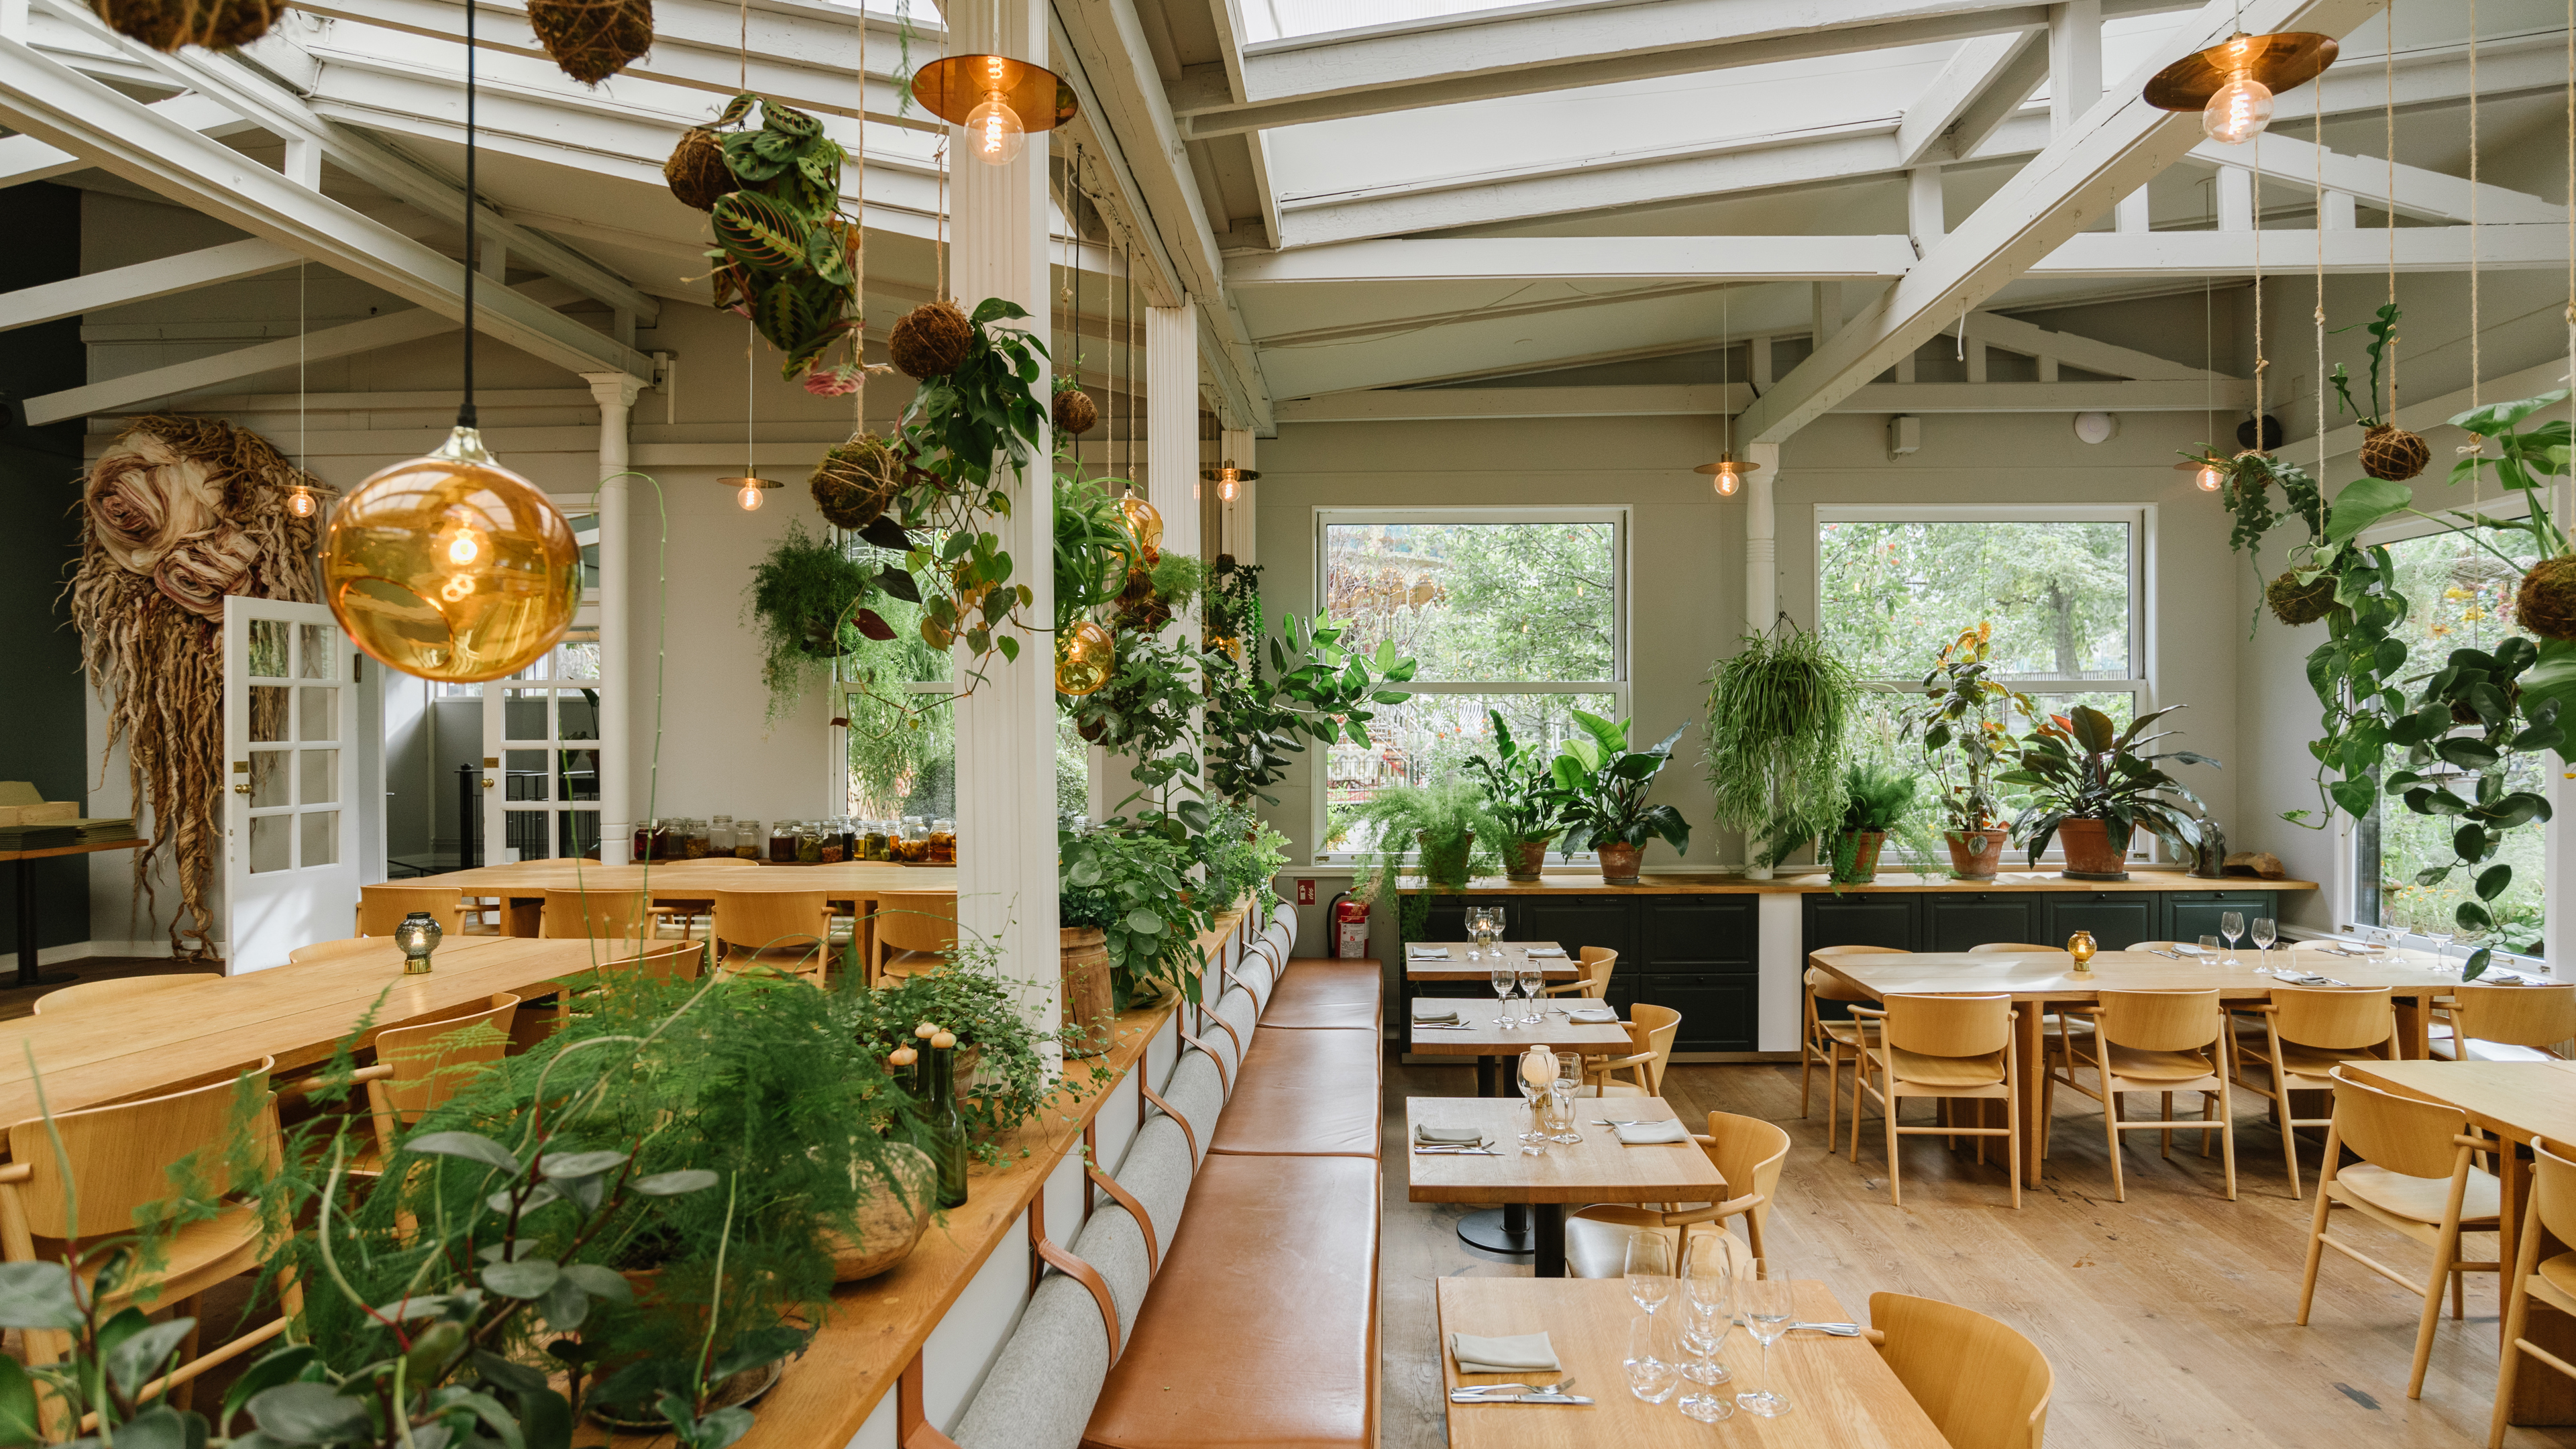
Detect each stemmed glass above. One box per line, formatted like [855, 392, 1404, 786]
[1489, 963, 1516, 1028]
[2427, 928, 2458, 979]
[1678, 1236, 1735, 1391]
[2251, 916, 2277, 974]
[1517, 961, 1546, 1024]
[1625, 1234, 1675, 1328]
[1516, 1046, 1553, 1152]
[1734, 1260, 1794, 1418]
[2220, 910, 2245, 965]
[1550, 1058, 1584, 1144]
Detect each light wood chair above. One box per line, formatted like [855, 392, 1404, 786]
[1539, 946, 1618, 999]
[0, 1059, 299, 1420]
[356, 883, 466, 938]
[1850, 993, 2021, 1209]
[539, 887, 678, 944]
[2430, 982, 2576, 1063]
[2229, 986, 2399, 1198]
[2298, 1065, 2501, 1399]
[33, 973, 219, 1016]
[537, 942, 708, 1037]
[1866, 1292, 2053, 1449]
[287, 937, 388, 966]
[711, 889, 837, 981]
[2492, 1136, 2576, 1447]
[1577, 1004, 1680, 1097]
[1564, 1110, 1790, 1277]
[1970, 939, 2097, 1065]
[2049, 988, 2236, 1201]
[1803, 946, 1904, 1144]
[867, 892, 959, 985]
[343, 995, 523, 1171]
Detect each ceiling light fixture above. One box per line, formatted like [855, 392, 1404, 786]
[1695, 456, 1760, 497]
[723, 475, 782, 511]
[1695, 290, 1760, 496]
[912, 49, 1077, 166]
[1199, 458, 1260, 502]
[2175, 458, 2227, 492]
[2144, 30, 2337, 146]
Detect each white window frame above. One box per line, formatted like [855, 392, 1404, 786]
[1310, 505, 1631, 863]
[1814, 503, 2155, 861]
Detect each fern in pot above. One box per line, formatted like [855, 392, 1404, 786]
[1705, 621, 1861, 877]
[1344, 776, 1507, 910]
[1819, 761, 1945, 885]
[1909, 623, 2037, 879]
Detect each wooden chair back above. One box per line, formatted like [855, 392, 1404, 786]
[372, 995, 521, 1127]
[2324, 1065, 2475, 1180]
[3, 1059, 276, 1240]
[2272, 986, 2396, 1051]
[1870, 1291, 2053, 1449]
[2533, 1138, 2576, 1251]
[622, 940, 706, 981]
[1576, 947, 1617, 997]
[1810, 945, 1904, 1002]
[870, 893, 959, 956]
[2449, 983, 2576, 1049]
[1703, 1110, 1790, 1231]
[1629, 1004, 1682, 1094]
[541, 888, 655, 943]
[2096, 989, 2223, 1053]
[1884, 994, 2012, 1058]
[289, 937, 387, 966]
[712, 889, 833, 959]
[1968, 943, 2059, 954]
[356, 884, 465, 937]
[32, 974, 219, 1016]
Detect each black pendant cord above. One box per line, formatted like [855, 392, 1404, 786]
[458, 0, 478, 431]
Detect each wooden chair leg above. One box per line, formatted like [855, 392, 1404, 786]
[1850, 1052, 1871, 1164]
[2492, 1190, 2548, 1449]
[171, 1297, 205, 1411]
[2218, 1079, 2238, 1201]
[2161, 1091, 2175, 1159]
[1884, 1085, 1904, 1205]
[2104, 1085, 2126, 1203]
[2414, 1210, 2469, 1398]
[1823, 1040, 1842, 1148]
[2295, 1183, 2333, 1324]
[1799, 1040, 1815, 1118]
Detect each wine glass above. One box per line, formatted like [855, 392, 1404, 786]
[1550, 1060, 1584, 1144]
[2220, 910, 2245, 965]
[1679, 1236, 1734, 1388]
[1517, 961, 1546, 1024]
[2251, 916, 2277, 974]
[1735, 1260, 1794, 1418]
[1625, 1233, 1675, 1321]
[1490, 964, 1515, 1027]
[2426, 928, 2457, 979]
[1623, 1314, 1680, 1404]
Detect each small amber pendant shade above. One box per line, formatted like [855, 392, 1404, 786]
[1056, 619, 1116, 696]
[1116, 495, 1163, 555]
[322, 426, 581, 682]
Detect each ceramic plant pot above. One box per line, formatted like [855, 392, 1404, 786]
[2056, 818, 2129, 881]
[824, 1142, 938, 1282]
[1946, 827, 2008, 880]
[1504, 839, 1550, 882]
[1830, 830, 1886, 885]
[1597, 842, 1643, 886]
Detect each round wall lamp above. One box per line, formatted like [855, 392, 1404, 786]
[2143, 31, 2337, 146]
[912, 54, 1077, 165]
[2072, 411, 2119, 445]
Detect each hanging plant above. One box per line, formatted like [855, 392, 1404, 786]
[527, 0, 654, 85]
[696, 93, 865, 384]
[1053, 374, 1098, 435]
[2444, 391, 2576, 640]
[810, 434, 906, 530]
[2381, 639, 2561, 978]
[746, 521, 899, 724]
[664, 126, 731, 211]
[90, 0, 284, 49]
[1701, 619, 1861, 869]
[890, 301, 973, 379]
[2329, 303, 2430, 482]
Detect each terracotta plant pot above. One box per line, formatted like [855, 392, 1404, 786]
[1946, 827, 2008, 880]
[1060, 926, 1114, 1058]
[1417, 829, 1475, 890]
[1829, 830, 1886, 885]
[1597, 842, 1643, 886]
[1504, 839, 1550, 882]
[823, 1142, 938, 1282]
[2055, 818, 2129, 880]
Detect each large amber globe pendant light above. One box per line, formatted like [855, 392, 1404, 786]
[322, 0, 580, 682]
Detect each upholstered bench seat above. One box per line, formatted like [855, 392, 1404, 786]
[1263, 960, 1384, 1030]
[1081, 1153, 1379, 1449]
[1208, 1026, 1382, 1159]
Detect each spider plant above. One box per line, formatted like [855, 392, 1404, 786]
[1703, 621, 1861, 874]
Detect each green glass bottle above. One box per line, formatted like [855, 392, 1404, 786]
[927, 1033, 969, 1208]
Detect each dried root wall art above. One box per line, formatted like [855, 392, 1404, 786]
[67, 415, 328, 959]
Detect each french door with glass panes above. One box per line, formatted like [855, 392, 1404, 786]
[483, 609, 604, 862]
[224, 598, 359, 973]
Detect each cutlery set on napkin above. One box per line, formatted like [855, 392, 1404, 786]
[2274, 971, 2351, 987]
[1448, 1334, 1593, 1404]
[1413, 1124, 1497, 1155]
[1409, 946, 1451, 959]
[1411, 1001, 1468, 1029]
[1564, 1005, 1619, 1024]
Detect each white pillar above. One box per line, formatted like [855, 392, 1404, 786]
[949, 0, 1059, 1041]
[2115, 188, 2151, 233]
[1809, 282, 1841, 351]
[1741, 439, 1780, 879]
[1146, 305, 1201, 805]
[583, 372, 641, 863]
[2047, 0, 2102, 136]
[2322, 189, 2357, 229]
[1219, 425, 1256, 566]
[2217, 166, 2255, 231]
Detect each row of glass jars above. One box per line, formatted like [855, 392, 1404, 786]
[630, 816, 957, 863]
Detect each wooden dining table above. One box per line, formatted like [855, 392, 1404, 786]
[409, 858, 958, 936]
[0, 935, 661, 1130]
[1405, 941, 1580, 983]
[1438, 1275, 1947, 1448]
[1409, 1095, 1721, 1278]
[1810, 946, 2464, 1187]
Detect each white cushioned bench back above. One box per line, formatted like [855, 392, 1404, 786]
[949, 1273, 1112, 1449]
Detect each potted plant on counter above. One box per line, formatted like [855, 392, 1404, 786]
[1548, 712, 1691, 886]
[1821, 761, 1943, 885]
[2002, 704, 2216, 881]
[1060, 822, 1221, 1005]
[1910, 622, 2037, 880]
[1462, 710, 1564, 881]
[1342, 776, 1506, 906]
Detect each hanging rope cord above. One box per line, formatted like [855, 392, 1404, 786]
[458, 0, 478, 429]
[2314, 72, 2328, 506]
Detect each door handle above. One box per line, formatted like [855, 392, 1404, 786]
[481, 777, 497, 789]
[233, 784, 252, 795]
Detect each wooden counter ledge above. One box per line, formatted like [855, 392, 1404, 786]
[1395, 870, 2316, 894]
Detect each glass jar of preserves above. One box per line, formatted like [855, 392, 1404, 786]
[837, 817, 859, 861]
[928, 818, 956, 864]
[769, 820, 799, 863]
[818, 817, 846, 863]
[632, 818, 657, 861]
[709, 814, 735, 856]
[796, 821, 824, 863]
[684, 818, 712, 859]
[863, 820, 891, 861]
[654, 820, 683, 861]
[734, 819, 762, 859]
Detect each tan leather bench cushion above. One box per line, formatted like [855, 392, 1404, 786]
[1083, 1154, 1379, 1449]
[1264, 961, 1383, 1029]
[1208, 1026, 1382, 1158]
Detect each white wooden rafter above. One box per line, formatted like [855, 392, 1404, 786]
[0, 237, 303, 333]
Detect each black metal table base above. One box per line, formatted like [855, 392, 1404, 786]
[13, 856, 74, 989]
[1458, 1207, 1532, 1256]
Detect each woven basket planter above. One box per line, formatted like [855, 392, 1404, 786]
[527, 0, 653, 84]
[810, 435, 904, 530]
[2517, 554, 2576, 641]
[2359, 424, 2430, 483]
[663, 127, 731, 211]
[890, 301, 972, 379]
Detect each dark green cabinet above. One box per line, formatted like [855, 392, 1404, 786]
[1804, 894, 1917, 952]
[1923, 895, 2038, 951]
[1802, 887, 2291, 956]
[2040, 892, 2160, 950]
[2167, 890, 2275, 949]
[1411, 893, 1758, 1051]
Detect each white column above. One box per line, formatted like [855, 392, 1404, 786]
[2047, 0, 2102, 136]
[2216, 166, 2255, 231]
[583, 372, 641, 863]
[2322, 189, 2357, 229]
[1741, 439, 1780, 880]
[1809, 282, 1841, 351]
[1219, 425, 1256, 566]
[949, 0, 1059, 1040]
[2115, 188, 2151, 233]
[1146, 305, 1201, 803]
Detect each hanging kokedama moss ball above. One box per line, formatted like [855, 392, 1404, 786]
[95, 0, 285, 49]
[890, 301, 973, 379]
[2360, 424, 2431, 483]
[1054, 386, 1098, 436]
[2516, 554, 2576, 641]
[2265, 569, 2337, 627]
[527, 0, 653, 85]
[810, 435, 904, 530]
[663, 127, 731, 211]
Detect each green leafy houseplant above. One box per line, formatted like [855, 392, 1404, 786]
[700, 92, 863, 384]
[1202, 560, 1416, 806]
[2001, 705, 2215, 879]
[1549, 713, 1691, 885]
[1703, 621, 1861, 874]
[1461, 710, 1564, 880]
[1342, 777, 1507, 910]
[851, 936, 1092, 1153]
[748, 521, 899, 724]
[1909, 622, 2037, 877]
[1821, 761, 1944, 885]
[1060, 823, 1221, 1004]
[1197, 798, 1289, 914]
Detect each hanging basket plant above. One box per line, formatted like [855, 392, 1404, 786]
[890, 300, 973, 380]
[696, 92, 865, 384]
[2330, 303, 2428, 482]
[748, 521, 900, 723]
[527, 0, 654, 85]
[1053, 374, 1097, 435]
[810, 434, 906, 530]
[2265, 565, 2338, 627]
[663, 126, 731, 211]
[2517, 554, 2576, 642]
[91, 0, 284, 49]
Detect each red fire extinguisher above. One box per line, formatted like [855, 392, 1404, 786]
[1328, 891, 1369, 959]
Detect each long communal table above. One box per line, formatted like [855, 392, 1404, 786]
[411, 859, 959, 937]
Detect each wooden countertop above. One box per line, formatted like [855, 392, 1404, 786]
[1399, 871, 2316, 895]
[410, 859, 959, 896]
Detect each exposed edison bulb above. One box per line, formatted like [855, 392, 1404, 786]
[2196, 464, 2224, 492]
[1220, 476, 1239, 502]
[967, 94, 1026, 165]
[445, 523, 483, 567]
[1713, 465, 1740, 498]
[2203, 72, 2273, 145]
[287, 486, 317, 519]
[738, 480, 766, 511]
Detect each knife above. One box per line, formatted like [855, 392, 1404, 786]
[1449, 1390, 1594, 1405]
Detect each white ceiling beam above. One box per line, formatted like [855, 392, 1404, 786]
[0, 238, 302, 333]
[0, 36, 652, 385]
[1960, 307, 2216, 379]
[1175, 0, 2199, 138]
[2199, 129, 2563, 224]
[1273, 376, 2253, 423]
[2045, 0, 2102, 135]
[1939, 31, 2051, 158]
[1896, 31, 2039, 166]
[25, 308, 455, 423]
[1737, 0, 2390, 446]
[2038, 223, 2570, 274]
[0, 92, 248, 186]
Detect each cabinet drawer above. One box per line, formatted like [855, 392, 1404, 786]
[2040, 894, 2158, 950]
[1640, 896, 1756, 967]
[1804, 892, 1919, 953]
[1523, 897, 1634, 963]
[1923, 896, 2039, 952]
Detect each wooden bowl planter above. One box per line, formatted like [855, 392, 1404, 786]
[823, 1141, 938, 1282]
[1061, 926, 1114, 1057]
[2055, 818, 2128, 880]
[1596, 842, 1643, 886]
[1946, 827, 2007, 880]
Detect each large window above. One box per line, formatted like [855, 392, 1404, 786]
[2353, 523, 2546, 955]
[1316, 510, 1625, 855]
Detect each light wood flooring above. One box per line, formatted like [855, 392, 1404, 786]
[1381, 1051, 2576, 1449]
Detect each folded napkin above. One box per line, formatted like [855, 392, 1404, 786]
[1409, 946, 1451, 959]
[1415, 1122, 1488, 1145]
[1613, 1119, 1692, 1145]
[1411, 1000, 1462, 1023]
[1450, 1332, 1561, 1375]
[2277, 972, 2339, 986]
[1566, 1006, 1620, 1024]
[1526, 947, 1567, 957]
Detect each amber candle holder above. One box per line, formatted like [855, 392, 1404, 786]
[2067, 929, 2098, 975]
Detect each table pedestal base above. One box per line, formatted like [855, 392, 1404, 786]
[13, 856, 74, 989]
[1458, 1207, 1531, 1257]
